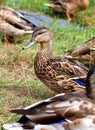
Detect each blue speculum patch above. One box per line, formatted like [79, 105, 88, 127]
[56, 119, 66, 124]
[73, 79, 86, 86]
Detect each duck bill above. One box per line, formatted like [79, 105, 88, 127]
[22, 38, 35, 50]
[91, 48, 95, 52]
[44, 3, 55, 8]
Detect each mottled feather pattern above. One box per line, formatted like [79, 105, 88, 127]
[62, 116, 95, 130]
[34, 52, 87, 93]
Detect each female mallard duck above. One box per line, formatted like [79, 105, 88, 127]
[44, 0, 89, 21]
[69, 37, 95, 67]
[0, 6, 36, 44]
[22, 26, 88, 93]
[3, 64, 95, 130]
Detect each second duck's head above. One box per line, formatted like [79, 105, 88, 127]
[22, 27, 52, 50]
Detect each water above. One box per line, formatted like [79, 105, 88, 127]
[18, 10, 71, 28]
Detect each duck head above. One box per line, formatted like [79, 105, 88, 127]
[44, 0, 63, 12]
[22, 26, 52, 50]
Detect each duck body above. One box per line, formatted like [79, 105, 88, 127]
[3, 92, 95, 130]
[70, 37, 95, 56]
[3, 116, 95, 130]
[34, 54, 87, 93]
[2, 91, 95, 130]
[0, 6, 36, 44]
[69, 37, 95, 67]
[23, 26, 88, 93]
[44, 0, 89, 21]
[46, 0, 89, 12]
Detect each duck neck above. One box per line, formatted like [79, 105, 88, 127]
[86, 70, 95, 99]
[34, 40, 53, 77]
[39, 39, 53, 59]
[34, 39, 52, 68]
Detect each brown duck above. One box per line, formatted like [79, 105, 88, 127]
[69, 37, 95, 67]
[44, 0, 89, 21]
[22, 26, 88, 93]
[3, 64, 95, 130]
[0, 6, 36, 44]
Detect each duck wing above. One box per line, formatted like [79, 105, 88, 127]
[0, 6, 36, 30]
[10, 91, 88, 122]
[49, 56, 88, 76]
[3, 91, 95, 129]
[69, 37, 95, 56]
[43, 56, 88, 92]
[35, 55, 88, 93]
[68, 37, 95, 67]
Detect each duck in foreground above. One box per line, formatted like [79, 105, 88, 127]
[22, 26, 88, 93]
[0, 6, 36, 44]
[3, 64, 95, 130]
[44, 0, 89, 21]
[69, 37, 95, 67]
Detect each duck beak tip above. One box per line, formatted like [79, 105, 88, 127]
[44, 3, 53, 7]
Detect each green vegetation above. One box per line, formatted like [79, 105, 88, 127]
[0, 0, 95, 128]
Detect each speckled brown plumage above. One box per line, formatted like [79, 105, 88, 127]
[22, 26, 88, 93]
[44, 0, 89, 21]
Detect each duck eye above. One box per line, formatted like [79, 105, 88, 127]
[55, 2, 62, 5]
[38, 30, 46, 35]
[38, 32, 42, 35]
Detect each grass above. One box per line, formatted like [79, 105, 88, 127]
[0, 0, 95, 128]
